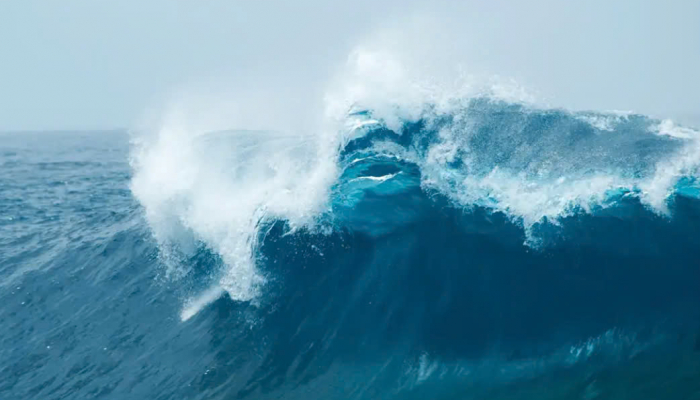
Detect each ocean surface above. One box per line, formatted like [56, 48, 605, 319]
[2, 97, 700, 399]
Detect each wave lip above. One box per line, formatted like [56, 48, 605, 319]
[336, 98, 700, 242]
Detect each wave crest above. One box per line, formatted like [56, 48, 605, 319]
[130, 49, 700, 312]
[338, 97, 700, 243]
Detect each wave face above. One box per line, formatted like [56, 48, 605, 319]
[3, 99, 700, 398]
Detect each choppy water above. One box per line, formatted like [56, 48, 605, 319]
[2, 95, 700, 399]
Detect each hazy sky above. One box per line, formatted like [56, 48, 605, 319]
[1, 0, 698, 130]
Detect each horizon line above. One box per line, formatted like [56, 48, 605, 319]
[0, 128, 129, 134]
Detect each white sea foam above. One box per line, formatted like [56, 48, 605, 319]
[639, 131, 700, 213]
[180, 285, 225, 322]
[577, 113, 630, 131]
[419, 128, 700, 242]
[349, 172, 400, 183]
[130, 96, 342, 314]
[653, 119, 698, 139]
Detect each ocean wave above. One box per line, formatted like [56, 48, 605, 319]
[129, 49, 700, 320]
[339, 99, 700, 230]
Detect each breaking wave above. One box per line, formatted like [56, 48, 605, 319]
[127, 48, 700, 398]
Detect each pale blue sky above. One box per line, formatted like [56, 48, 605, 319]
[1, 0, 698, 130]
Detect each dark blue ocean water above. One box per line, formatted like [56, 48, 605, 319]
[2, 101, 700, 399]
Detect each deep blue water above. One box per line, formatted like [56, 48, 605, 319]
[2, 100, 700, 399]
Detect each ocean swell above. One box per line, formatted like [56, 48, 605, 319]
[130, 80, 700, 319]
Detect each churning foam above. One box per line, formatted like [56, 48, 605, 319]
[333, 48, 700, 238]
[180, 285, 226, 322]
[420, 113, 700, 238]
[130, 97, 342, 315]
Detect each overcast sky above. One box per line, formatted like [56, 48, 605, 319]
[1, 0, 698, 131]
